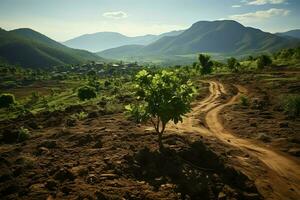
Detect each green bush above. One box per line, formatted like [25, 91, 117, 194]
[77, 86, 97, 101]
[198, 54, 213, 75]
[18, 127, 30, 142]
[71, 111, 88, 120]
[257, 55, 272, 69]
[0, 93, 15, 108]
[282, 95, 300, 118]
[240, 95, 249, 106]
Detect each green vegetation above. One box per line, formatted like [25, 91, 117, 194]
[97, 20, 299, 65]
[198, 54, 213, 75]
[281, 95, 300, 118]
[126, 70, 195, 150]
[78, 86, 97, 101]
[257, 55, 272, 69]
[227, 57, 240, 72]
[240, 95, 249, 107]
[0, 93, 15, 108]
[18, 127, 30, 142]
[0, 28, 103, 69]
[72, 111, 88, 121]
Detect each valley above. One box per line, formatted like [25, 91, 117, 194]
[0, 1, 300, 199]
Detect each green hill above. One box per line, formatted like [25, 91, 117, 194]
[97, 20, 300, 63]
[0, 28, 103, 69]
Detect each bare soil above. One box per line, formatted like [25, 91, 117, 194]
[1, 71, 299, 200]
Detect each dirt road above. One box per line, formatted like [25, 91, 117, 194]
[168, 81, 300, 200]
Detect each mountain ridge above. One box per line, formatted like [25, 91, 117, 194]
[0, 28, 103, 68]
[63, 30, 185, 52]
[97, 20, 300, 62]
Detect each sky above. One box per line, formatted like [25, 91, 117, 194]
[0, 0, 299, 41]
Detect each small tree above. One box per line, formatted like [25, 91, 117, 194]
[77, 86, 97, 101]
[0, 93, 15, 108]
[198, 54, 213, 75]
[227, 57, 240, 72]
[257, 55, 272, 70]
[126, 70, 195, 150]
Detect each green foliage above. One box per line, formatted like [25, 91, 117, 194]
[77, 86, 97, 101]
[72, 111, 88, 120]
[18, 127, 30, 142]
[198, 54, 213, 75]
[240, 95, 249, 106]
[227, 57, 240, 72]
[126, 69, 195, 149]
[0, 93, 15, 108]
[257, 55, 272, 69]
[281, 95, 300, 118]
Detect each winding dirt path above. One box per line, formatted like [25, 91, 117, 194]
[168, 81, 300, 200]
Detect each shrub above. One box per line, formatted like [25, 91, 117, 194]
[257, 55, 272, 70]
[281, 95, 300, 118]
[240, 95, 249, 106]
[227, 57, 240, 72]
[198, 54, 213, 75]
[0, 93, 15, 108]
[77, 86, 97, 101]
[18, 127, 30, 142]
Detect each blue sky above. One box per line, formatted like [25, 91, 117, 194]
[0, 0, 299, 41]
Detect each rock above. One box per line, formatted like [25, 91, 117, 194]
[45, 180, 57, 191]
[54, 168, 75, 182]
[39, 140, 57, 149]
[288, 148, 300, 157]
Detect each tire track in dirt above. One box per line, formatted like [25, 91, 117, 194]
[169, 81, 300, 200]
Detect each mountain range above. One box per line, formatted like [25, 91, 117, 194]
[97, 20, 300, 63]
[276, 29, 300, 39]
[1, 20, 299, 68]
[0, 28, 103, 68]
[63, 30, 184, 52]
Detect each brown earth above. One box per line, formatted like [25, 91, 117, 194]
[1, 72, 299, 200]
[167, 80, 300, 200]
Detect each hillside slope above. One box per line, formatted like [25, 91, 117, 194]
[0, 28, 102, 68]
[63, 30, 184, 52]
[276, 29, 300, 39]
[98, 20, 299, 61]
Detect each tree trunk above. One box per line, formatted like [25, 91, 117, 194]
[158, 131, 163, 151]
[158, 122, 166, 151]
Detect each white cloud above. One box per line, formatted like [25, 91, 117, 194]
[247, 0, 286, 5]
[102, 11, 128, 19]
[232, 5, 242, 8]
[229, 8, 290, 22]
